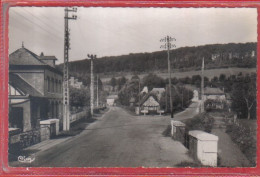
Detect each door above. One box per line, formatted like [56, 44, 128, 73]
[9, 107, 23, 131]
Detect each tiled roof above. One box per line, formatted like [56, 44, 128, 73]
[9, 47, 47, 66]
[9, 73, 43, 97]
[204, 87, 224, 95]
[138, 93, 158, 106]
[39, 56, 58, 60]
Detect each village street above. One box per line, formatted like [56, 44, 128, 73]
[18, 105, 199, 167]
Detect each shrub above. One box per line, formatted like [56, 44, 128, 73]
[226, 123, 256, 166]
[184, 113, 215, 133]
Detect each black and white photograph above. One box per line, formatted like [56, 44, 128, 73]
[8, 7, 257, 167]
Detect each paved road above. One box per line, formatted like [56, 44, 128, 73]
[24, 107, 193, 167]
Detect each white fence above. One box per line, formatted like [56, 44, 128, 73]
[70, 110, 88, 123]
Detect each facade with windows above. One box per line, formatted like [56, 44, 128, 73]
[9, 46, 63, 132]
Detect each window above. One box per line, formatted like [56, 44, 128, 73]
[55, 79, 58, 93]
[51, 78, 54, 92]
[59, 80, 62, 93]
[47, 77, 50, 92]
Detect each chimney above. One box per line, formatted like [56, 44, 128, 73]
[40, 52, 44, 57]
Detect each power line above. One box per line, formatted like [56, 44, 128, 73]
[21, 8, 63, 36]
[11, 10, 62, 42]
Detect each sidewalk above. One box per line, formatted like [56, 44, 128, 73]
[24, 136, 72, 153]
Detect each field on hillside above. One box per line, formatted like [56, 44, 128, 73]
[101, 67, 256, 83]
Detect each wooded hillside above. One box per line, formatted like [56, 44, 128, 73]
[58, 42, 256, 77]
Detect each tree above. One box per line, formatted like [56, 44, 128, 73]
[159, 85, 193, 113]
[70, 87, 90, 108]
[118, 77, 140, 106]
[117, 76, 127, 90]
[142, 73, 165, 91]
[110, 77, 117, 91]
[231, 74, 256, 119]
[219, 74, 226, 82]
[191, 75, 201, 85]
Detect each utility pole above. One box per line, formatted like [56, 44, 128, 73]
[96, 75, 99, 108]
[165, 85, 168, 112]
[160, 36, 176, 118]
[63, 7, 77, 131]
[201, 57, 205, 113]
[138, 78, 141, 113]
[88, 54, 96, 116]
[160, 36, 176, 136]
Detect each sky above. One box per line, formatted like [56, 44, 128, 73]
[9, 7, 257, 64]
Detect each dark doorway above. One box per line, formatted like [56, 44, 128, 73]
[9, 107, 23, 131]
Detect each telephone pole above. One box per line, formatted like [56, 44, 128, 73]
[201, 57, 205, 113]
[160, 36, 176, 119]
[63, 7, 77, 131]
[96, 75, 99, 108]
[88, 54, 96, 116]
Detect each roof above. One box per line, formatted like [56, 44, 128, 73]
[142, 95, 159, 107]
[151, 88, 165, 93]
[9, 73, 43, 97]
[9, 47, 63, 75]
[189, 130, 218, 141]
[138, 93, 159, 106]
[9, 47, 47, 66]
[107, 95, 118, 99]
[39, 55, 58, 61]
[204, 87, 224, 95]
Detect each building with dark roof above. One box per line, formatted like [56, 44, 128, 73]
[138, 93, 160, 114]
[9, 46, 63, 132]
[203, 87, 226, 101]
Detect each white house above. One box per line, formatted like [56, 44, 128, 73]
[106, 95, 118, 106]
[202, 87, 226, 101]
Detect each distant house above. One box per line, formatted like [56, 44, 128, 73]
[106, 95, 118, 106]
[141, 86, 149, 94]
[203, 87, 226, 110]
[138, 93, 160, 114]
[69, 77, 83, 89]
[203, 87, 226, 101]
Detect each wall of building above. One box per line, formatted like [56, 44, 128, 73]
[203, 95, 226, 100]
[10, 69, 45, 94]
[44, 69, 63, 99]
